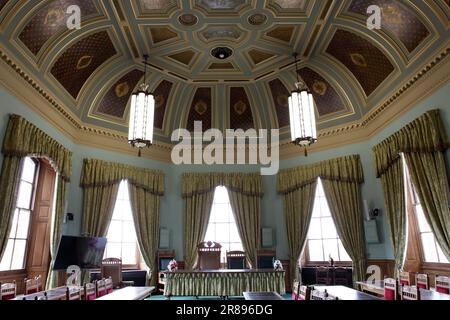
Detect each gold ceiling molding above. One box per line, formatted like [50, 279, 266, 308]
[0, 45, 448, 163]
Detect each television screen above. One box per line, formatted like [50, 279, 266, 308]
[53, 235, 107, 270]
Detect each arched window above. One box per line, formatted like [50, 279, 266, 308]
[305, 178, 351, 263]
[204, 186, 243, 263]
[103, 180, 142, 267]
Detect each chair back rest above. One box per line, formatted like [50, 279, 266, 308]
[197, 241, 221, 270]
[415, 273, 429, 290]
[399, 271, 411, 286]
[84, 283, 96, 300]
[292, 281, 299, 300]
[25, 276, 42, 294]
[299, 285, 311, 300]
[66, 287, 81, 301]
[435, 275, 450, 294]
[226, 251, 246, 269]
[310, 289, 327, 300]
[316, 266, 330, 285]
[101, 258, 122, 288]
[105, 277, 114, 294]
[384, 278, 397, 300]
[401, 285, 420, 300]
[0, 281, 17, 300]
[256, 249, 276, 269]
[96, 279, 107, 297]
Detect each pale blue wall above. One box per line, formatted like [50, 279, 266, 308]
[0, 83, 449, 262]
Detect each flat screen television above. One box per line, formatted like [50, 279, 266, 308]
[53, 235, 107, 270]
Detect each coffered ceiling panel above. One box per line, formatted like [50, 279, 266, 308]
[95, 69, 144, 119]
[18, 0, 99, 56]
[154, 80, 173, 129]
[187, 87, 212, 132]
[0, 0, 447, 148]
[268, 79, 291, 128]
[297, 67, 348, 117]
[347, 0, 430, 53]
[50, 30, 117, 99]
[229, 87, 254, 130]
[326, 29, 395, 97]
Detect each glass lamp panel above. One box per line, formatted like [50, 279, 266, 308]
[136, 92, 146, 140]
[289, 96, 296, 141]
[309, 94, 317, 139]
[145, 95, 155, 143]
[128, 94, 137, 140]
[308, 240, 324, 261]
[292, 92, 301, 139]
[300, 90, 312, 137]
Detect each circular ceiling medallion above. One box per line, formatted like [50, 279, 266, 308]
[178, 13, 198, 26]
[211, 47, 233, 60]
[248, 13, 268, 26]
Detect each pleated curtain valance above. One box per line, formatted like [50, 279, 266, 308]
[181, 172, 263, 197]
[2, 114, 72, 181]
[80, 159, 164, 195]
[277, 155, 364, 194]
[373, 109, 449, 177]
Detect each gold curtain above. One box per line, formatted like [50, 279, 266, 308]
[278, 155, 366, 283]
[0, 157, 22, 261]
[0, 115, 72, 289]
[373, 109, 450, 270]
[182, 172, 263, 270]
[321, 180, 367, 286]
[283, 182, 317, 284]
[80, 158, 164, 282]
[129, 184, 161, 286]
[228, 190, 261, 268]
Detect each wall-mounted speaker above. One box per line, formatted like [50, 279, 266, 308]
[159, 228, 170, 249]
[262, 228, 273, 248]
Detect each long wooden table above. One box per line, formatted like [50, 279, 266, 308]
[356, 281, 450, 300]
[164, 269, 285, 298]
[315, 285, 381, 300]
[96, 286, 154, 300]
[14, 286, 84, 300]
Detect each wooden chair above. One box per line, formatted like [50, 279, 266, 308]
[197, 241, 221, 270]
[384, 278, 397, 300]
[84, 283, 96, 300]
[399, 271, 411, 286]
[316, 266, 331, 285]
[105, 277, 113, 294]
[299, 285, 311, 300]
[226, 251, 246, 269]
[66, 286, 81, 300]
[310, 288, 327, 300]
[95, 279, 107, 298]
[292, 281, 300, 300]
[24, 275, 43, 294]
[401, 284, 420, 300]
[101, 258, 134, 288]
[0, 281, 17, 300]
[256, 249, 276, 269]
[333, 267, 349, 286]
[415, 273, 429, 290]
[435, 275, 450, 294]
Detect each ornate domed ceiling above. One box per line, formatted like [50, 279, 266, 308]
[0, 0, 449, 156]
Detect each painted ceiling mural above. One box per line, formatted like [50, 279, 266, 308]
[0, 0, 447, 145]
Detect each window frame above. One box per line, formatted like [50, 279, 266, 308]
[204, 186, 244, 265]
[404, 161, 450, 267]
[103, 180, 142, 270]
[304, 178, 352, 266]
[0, 157, 39, 272]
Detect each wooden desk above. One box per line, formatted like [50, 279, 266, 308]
[315, 285, 381, 300]
[96, 286, 154, 300]
[243, 292, 284, 300]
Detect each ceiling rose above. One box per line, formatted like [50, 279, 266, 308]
[248, 13, 268, 26]
[178, 13, 198, 26]
[211, 47, 233, 60]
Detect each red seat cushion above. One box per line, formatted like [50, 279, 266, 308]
[97, 290, 106, 297]
[436, 287, 450, 294]
[87, 293, 96, 300]
[417, 283, 427, 289]
[384, 288, 395, 300]
[399, 280, 409, 286]
[107, 288, 113, 294]
[1, 294, 16, 300]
